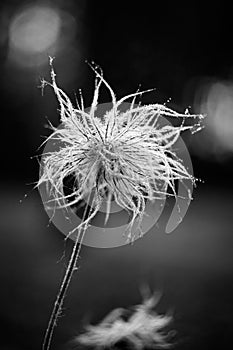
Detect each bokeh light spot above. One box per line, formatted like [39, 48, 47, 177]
[8, 5, 61, 67]
[204, 82, 233, 151]
[190, 79, 233, 160]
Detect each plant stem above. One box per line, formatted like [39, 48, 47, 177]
[42, 226, 85, 350]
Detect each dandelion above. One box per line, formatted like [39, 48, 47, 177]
[38, 57, 204, 350]
[73, 289, 174, 349]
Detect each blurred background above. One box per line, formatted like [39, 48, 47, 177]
[0, 0, 233, 349]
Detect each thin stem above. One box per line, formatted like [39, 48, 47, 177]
[42, 227, 85, 350]
[42, 196, 93, 350]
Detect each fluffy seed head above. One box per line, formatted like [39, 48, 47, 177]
[73, 290, 174, 349]
[38, 57, 204, 242]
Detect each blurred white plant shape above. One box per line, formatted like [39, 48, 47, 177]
[37, 57, 204, 350]
[73, 289, 174, 349]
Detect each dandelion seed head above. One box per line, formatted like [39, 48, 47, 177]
[38, 58, 204, 242]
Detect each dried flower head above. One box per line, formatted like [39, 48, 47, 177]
[38, 58, 204, 350]
[73, 290, 174, 349]
[38, 58, 204, 243]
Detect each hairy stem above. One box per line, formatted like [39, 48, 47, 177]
[42, 226, 85, 350]
[41, 192, 94, 350]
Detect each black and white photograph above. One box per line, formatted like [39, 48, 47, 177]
[0, 1, 232, 349]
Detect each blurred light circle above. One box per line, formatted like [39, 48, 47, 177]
[194, 80, 233, 156]
[206, 82, 233, 151]
[9, 6, 61, 54]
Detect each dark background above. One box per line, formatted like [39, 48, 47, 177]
[0, 1, 233, 349]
